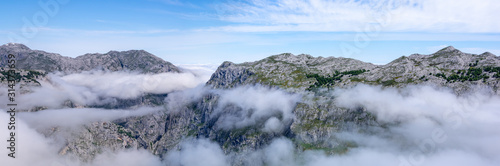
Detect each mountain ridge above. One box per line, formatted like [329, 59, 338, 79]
[0, 43, 180, 73]
[207, 46, 500, 94]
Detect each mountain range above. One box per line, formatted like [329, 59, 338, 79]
[1, 43, 499, 165]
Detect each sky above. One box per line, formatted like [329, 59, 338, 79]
[1, 0, 499, 65]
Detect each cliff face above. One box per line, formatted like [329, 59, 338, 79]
[2, 44, 500, 164]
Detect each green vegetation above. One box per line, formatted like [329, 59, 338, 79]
[299, 141, 357, 155]
[306, 69, 367, 90]
[253, 67, 310, 89]
[306, 73, 340, 89]
[331, 141, 357, 154]
[0, 70, 22, 82]
[300, 119, 335, 130]
[117, 126, 133, 138]
[300, 142, 332, 151]
[340, 69, 367, 76]
[0, 69, 45, 83]
[434, 66, 500, 82]
[381, 79, 397, 86]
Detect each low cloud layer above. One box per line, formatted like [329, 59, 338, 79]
[2, 82, 500, 165]
[330, 85, 500, 166]
[18, 107, 162, 130]
[165, 138, 230, 166]
[167, 85, 500, 166]
[0, 110, 165, 166]
[59, 70, 206, 98]
[0, 69, 211, 110]
[213, 85, 301, 132]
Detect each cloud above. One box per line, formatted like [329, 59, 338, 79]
[164, 84, 301, 132]
[165, 138, 230, 166]
[329, 84, 500, 166]
[176, 63, 220, 83]
[334, 84, 496, 123]
[0, 70, 210, 110]
[60, 70, 206, 98]
[0, 110, 165, 166]
[213, 85, 301, 131]
[91, 149, 164, 166]
[234, 137, 296, 166]
[214, 0, 500, 33]
[263, 117, 285, 133]
[164, 85, 211, 113]
[163, 84, 500, 165]
[18, 107, 162, 130]
[3, 80, 500, 166]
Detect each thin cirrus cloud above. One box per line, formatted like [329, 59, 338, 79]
[211, 0, 500, 33]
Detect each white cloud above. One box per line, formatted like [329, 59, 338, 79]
[330, 84, 500, 165]
[18, 107, 162, 129]
[0, 70, 210, 110]
[61, 70, 206, 98]
[334, 84, 496, 123]
[91, 149, 164, 166]
[213, 85, 301, 131]
[0, 110, 165, 166]
[165, 84, 301, 132]
[164, 85, 210, 113]
[263, 117, 285, 133]
[214, 0, 500, 33]
[262, 138, 296, 166]
[2, 83, 500, 165]
[165, 138, 230, 166]
[176, 63, 220, 83]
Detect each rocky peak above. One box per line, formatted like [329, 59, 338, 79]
[481, 52, 497, 57]
[1, 43, 31, 51]
[271, 53, 314, 65]
[106, 49, 148, 56]
[434, 46, 461, 54]
[219, 61, 235, 68]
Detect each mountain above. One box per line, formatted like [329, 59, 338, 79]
[0, 43, 180, 73]
[209, 47, 500, 94]
[0, 43, 182, 111]
[207, 53, 377, 90]
[2, 45, 500, 164]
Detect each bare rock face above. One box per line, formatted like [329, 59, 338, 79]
[0, 43, 180, 73]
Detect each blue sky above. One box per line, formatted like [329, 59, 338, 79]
[1, 0, 499, 65]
